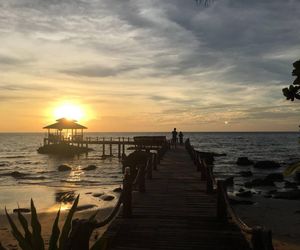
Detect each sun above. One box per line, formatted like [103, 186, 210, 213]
[54, 103, 84, 121]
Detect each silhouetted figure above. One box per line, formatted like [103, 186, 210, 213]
[179, 131, 183, 145]
[171, 128, 178, 148]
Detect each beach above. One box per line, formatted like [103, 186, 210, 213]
[0, 206, 114, 249]
[0, 185, 121, 249]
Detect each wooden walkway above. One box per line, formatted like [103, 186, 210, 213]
[103, 146, 250, 250]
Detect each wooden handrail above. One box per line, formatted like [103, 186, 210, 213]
[185, 139, 274, 250]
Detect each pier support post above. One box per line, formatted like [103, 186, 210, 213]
[138, 164, 146, 193]
[122, 137, 125, 155]
[118, 137, 121, 158]
[102, 137, 105, 156]
[206, 165, 214, 194]
[123, 167, 132, 218]
[147, 158, 152, 180]
[152, 153, 157, 170]
[196, 153, 201, 172]
[217, 180, 227, 223]
[110, 137, 112, 156]
[201, 159, 207, 181]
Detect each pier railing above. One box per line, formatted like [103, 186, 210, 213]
[66, 142, 169, 249]
[185, 138, 274, 250]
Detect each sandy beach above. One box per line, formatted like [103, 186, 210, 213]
[235, 197, 300, 250]
[0, 206, 114, 249]
[0, 185, 121, 249]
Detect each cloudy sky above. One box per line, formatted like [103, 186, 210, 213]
[1, 0, 300, 132]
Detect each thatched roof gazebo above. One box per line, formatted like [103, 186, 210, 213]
[43, 118, 87, 144]
[38, 118, 91, 155]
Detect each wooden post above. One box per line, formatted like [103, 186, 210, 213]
[123, 167, 132, 218]
[152, 153, 157, 170]
[196, 153, 201, 172]
[157, 149, 161, 164]
[118, 137, 121, 158]
[201, 159, 207, 181]
[206, 165, 214, 194]
[147, 158, 152, 180]
[251, 227, 274, 250]
[102, 137, 105, 156]
[217, 180, 227, 222]
[110, 137, 112, 156]
[122, 137, 125, 155]
[138, 164, 146, 193]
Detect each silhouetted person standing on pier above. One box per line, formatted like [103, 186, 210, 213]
[179, 131, 183, 145]
[172, 128, 178, 148]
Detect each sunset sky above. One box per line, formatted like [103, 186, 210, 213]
[1, 0, 300, 132]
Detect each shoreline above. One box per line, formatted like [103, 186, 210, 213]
[0, 184, 121, 214]
[235, 196, 300, 250]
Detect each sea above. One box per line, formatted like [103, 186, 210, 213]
[0, 132, 299, 213]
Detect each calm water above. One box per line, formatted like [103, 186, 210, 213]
[0, 132, 299, 211]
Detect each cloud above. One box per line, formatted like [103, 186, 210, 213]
[0, 54, 28, 66]
[1, 0, 300, 131]
[61, 64, 139, 77]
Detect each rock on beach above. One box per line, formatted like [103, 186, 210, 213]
[101, 195, 115, 201]
[254, 161, 281, 169]
[13, 208, 31, 213]
[238, 171, 253, 177]
[274, 190, 300, 200]
[92, 192, 104, 197]
[229, 196, 254, 205]
[264, 173, 284, 182]
[58, 164, 72, 171]
[236, 191, 253, 198]
[236, 157, 253, 166]
[10, 171, 28, 178]
[76, 204, 97, 211]
[83, 165, 97, 171]
[245, 178, 275, 188]
[113, 187, 122, 193]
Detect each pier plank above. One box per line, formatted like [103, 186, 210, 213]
[103, 147, 250, 250]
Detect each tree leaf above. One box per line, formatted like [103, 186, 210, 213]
[58, 195, 79, 250]
[48, 209, 61, 250]
[30, 199, 45, 250]
[5, 207, 32, 250]
[17, 208, 32, 246]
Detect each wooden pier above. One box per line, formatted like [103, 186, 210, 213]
[40, 118, 170, 157]
[32, 137, 274, 250]
[101, 146, 252, 250]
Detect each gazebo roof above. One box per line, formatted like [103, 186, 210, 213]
[43, 118, 87, 130]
